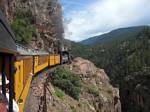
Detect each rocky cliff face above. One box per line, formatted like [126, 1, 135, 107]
[64, 57, 122, 112]
[0, 0, 64, 53]
[120, 72, 150, 112]
[25, 57, 121, 112]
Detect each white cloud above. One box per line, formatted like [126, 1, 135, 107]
[64, 0, 150, 41]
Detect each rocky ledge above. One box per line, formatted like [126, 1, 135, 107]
[63, 57, 122, 112]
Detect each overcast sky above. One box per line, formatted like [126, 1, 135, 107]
[60, 0, 150, 42]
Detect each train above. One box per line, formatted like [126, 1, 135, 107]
[14, 49, 66, 112]
[0, 10, 69, 112]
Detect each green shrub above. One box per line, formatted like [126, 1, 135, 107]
[11, 8, 36, 45]
[13, 8, 34, 23]
[51, 67, 81, 100]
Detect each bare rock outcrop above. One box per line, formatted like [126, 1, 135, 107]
[66, 57, 110, 84]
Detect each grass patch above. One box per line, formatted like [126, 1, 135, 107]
[53, 87, 64, 99]
[83, 84, 99, 97]
[88, 86, 99, 97]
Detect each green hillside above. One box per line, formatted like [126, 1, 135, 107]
[71, 26, 150, 86]
[80, 26, 148, 45]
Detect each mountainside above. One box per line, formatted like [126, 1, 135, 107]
[72, 26, 150, 84]
[80, 26, 148, 45]
[0, 0, 64, 53]
[71, 26, 150, 112]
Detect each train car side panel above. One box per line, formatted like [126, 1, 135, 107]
[14, 60, 24, 101]
[55, 55, 60, 65]
[23, 57, 33, 86]
[34, 55, 49, 74]
[18, 75, 32, 112]
[34, 63, 48, 74]
[50, 55, 55, 66]
[14, 57, 33, 112]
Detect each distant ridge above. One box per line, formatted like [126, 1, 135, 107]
[80, 26, 149, 45]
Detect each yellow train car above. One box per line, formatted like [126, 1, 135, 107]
[14, 56, 33, 112]
[14, 54, 61, 112]
[14, 54, 52, 112]
[34, 55, 49, 74]
[2, 52, 66, 112]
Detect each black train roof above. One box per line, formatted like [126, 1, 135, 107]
[0, 10, 17, 54]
